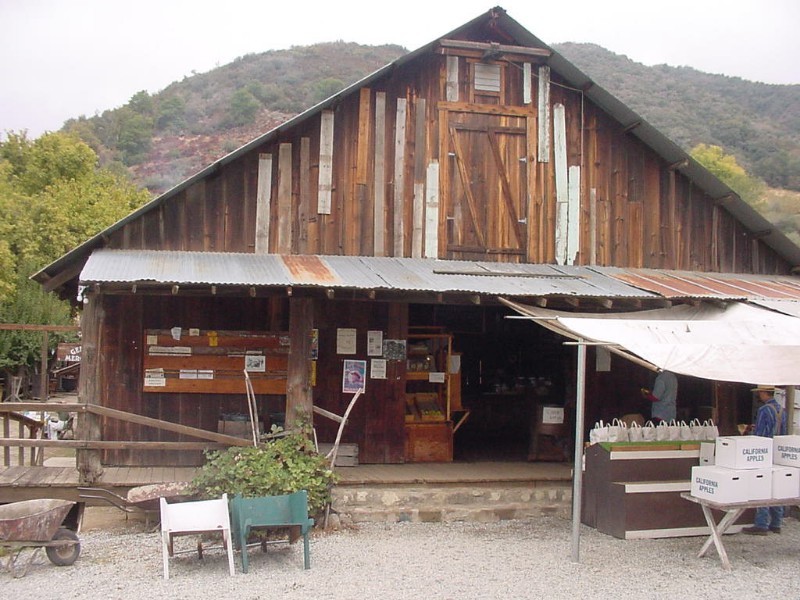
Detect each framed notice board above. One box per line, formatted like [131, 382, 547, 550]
[143, 329, 290, 394]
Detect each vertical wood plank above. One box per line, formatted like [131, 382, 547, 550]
[424, 160, 440, 258]
[589, 187, 597, 265]
[393, 98, 408, 257]
[567, 165, 581, 265]
[553, 103, 569, 264]
[299, 137, 313, 253]
[373, 92, 387, 257]
[412, 98, 427, 258]
[537, 65, 551, 163]
[523, 63, 532, 105]
[438, 107, 451, 258]
[355, 89, 372, 256]
[255, 153, 273, 254]
[446, 56, 459, 102]
[318, 111, 335, 215]
[277, 143, 293, 253]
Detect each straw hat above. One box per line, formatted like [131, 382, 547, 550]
[751, 384, 776, 393]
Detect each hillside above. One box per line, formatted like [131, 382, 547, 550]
[554, 43, 800, 192]
[61, 41, 800, 239]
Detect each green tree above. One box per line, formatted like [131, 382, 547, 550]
[0, 132, 149, 391]
[156, 96, 187, 132]
[691, 144, 767, 209]
[115, 107, 153, 165]
[227, 88, 260, 127]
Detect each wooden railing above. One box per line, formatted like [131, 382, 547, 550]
[0, 402, 252, 468]
[1, 410, 45, 466]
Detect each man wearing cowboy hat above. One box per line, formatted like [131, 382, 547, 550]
[743, 384, 788, 535]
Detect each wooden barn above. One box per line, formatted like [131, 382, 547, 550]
[34, 7, 800, 477]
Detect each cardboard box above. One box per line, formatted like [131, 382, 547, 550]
[771, 466, 800, 499]
[691, 465, 772, 503]
[715, 436, 772, 470]
[773, 435, 800, 468]
[699, 442, 715, 465]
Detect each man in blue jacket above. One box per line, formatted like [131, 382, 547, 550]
[743, 384, 788, 535]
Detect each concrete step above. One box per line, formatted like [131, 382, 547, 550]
[331, 482, 571, 524]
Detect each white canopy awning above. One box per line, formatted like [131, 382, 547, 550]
[502, 298, 800, 385]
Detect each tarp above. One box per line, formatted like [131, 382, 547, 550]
[502, 299, 800, 385]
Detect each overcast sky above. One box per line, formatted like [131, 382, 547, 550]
[2, 0, 798, 139]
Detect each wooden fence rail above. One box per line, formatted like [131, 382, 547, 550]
[0, 401, 251, 467]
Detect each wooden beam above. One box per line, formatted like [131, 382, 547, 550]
[0, 324, 79, 332]
[40, 261, 84, 293]
[76, 293, 103, 484]
[86, 404, 251, 445]
[286, 297, 314, 429]
[0, 439, 235, 450]
[439, 39, 551, 58]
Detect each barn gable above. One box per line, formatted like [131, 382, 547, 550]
[35, 6, 800, 298]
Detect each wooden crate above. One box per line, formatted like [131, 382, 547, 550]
[405, 422, 453, 462]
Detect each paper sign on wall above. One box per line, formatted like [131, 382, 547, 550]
[337, 328, 357, 354]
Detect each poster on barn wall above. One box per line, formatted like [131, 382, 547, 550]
[343, 360, 367, 393]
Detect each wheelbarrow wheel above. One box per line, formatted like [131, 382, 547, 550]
[45, 528, 81, 566]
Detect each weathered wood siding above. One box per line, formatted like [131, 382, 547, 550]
[105, 42, 790, 274]
[98, 294, 289, 466]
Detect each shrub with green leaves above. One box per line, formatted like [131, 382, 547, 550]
[191, 429, 338, 517]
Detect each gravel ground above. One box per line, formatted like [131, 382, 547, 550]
[3, 512, 800, 599]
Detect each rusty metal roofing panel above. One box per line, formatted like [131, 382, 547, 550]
[598, 267, 800, 300]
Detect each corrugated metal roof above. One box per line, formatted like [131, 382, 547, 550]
[597, 267, 800, 300]
[79, 250, 655, 300]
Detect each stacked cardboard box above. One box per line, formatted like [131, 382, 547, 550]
[691, 435, 800, 503]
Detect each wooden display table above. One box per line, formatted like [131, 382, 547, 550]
[680, 493, 800, 570]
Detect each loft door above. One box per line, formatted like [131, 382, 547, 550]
[443, 109, 530, 261]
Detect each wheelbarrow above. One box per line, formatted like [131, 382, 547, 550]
[79, 482, 195, 528]
[0, 499, 81, 577]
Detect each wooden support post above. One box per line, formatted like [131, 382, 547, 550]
[76, 293, 104, 484]
[286, 298, 314, 430]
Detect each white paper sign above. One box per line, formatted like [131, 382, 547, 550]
[370, 358, 387, 379]
[144, 376, 166, 387]
[336, 328, 357, 354]
[542, 406, 565, 424]
[428, 372, 446, 383]
[245, 355, 266, 372]
[367, 330, 383, 356]
[179, 369, 198, 379]
[197, 370, 214, 380]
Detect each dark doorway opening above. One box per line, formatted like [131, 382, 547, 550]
[409, 304, 573, 462]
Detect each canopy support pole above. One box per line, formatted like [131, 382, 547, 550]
[570, 340, 587, 562]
